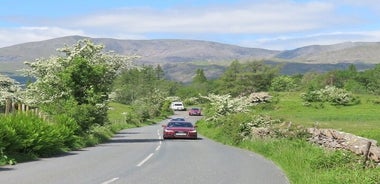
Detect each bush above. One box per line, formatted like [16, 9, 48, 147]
[0, 114, 67, 158]
[301, 86, 360, 106]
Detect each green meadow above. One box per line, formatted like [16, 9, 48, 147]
[263, 92, 380, 142]
[197, 92, 380, 184]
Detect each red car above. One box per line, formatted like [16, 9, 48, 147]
[162, 121, 197, 139]
[188, 107, 202, 116]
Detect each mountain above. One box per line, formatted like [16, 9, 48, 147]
[0, 35, 278, 67]
[275, 42, 380, 63]
[0, 35, 379, 83]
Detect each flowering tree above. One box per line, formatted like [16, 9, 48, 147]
[0, 74, 21, 106]
[23, 39, 135, 132]
[301, 85, 359, 106]
[200, 93, 253, 121]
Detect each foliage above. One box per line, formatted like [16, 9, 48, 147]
[197, 121, 380, 184]
[270, 75, 297, 92]
[23, 39, 134, 133]
[113, 65, 178, 104]
[359, 64, 380, 95]
[200, 93, 253, 121]
[239, 114, 282, 138]
[256, 92, 380, 142]
[0, 113, 75, 159]
[192, 68, 207, 84]
[217, 60, 279, 96]
[1, 147, 16, 165]
[301, 85, 360, 106]
[0, 74, 22, 105]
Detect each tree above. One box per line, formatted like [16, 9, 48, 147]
[0, 74, 21, 106]
[270, 75, 297, 92]
[219, 60, 243, 95]
[360, 64, 380, 95]
[24, 39, 134, 132]
[237, 61, 279, 93]
[217, 60, 279, 96]
[192, 69, 207, 84]
[155, 64, 165, 80]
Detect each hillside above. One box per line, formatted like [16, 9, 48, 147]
[275, 42, 380, 63]
[0, 35, 379, 83]
[0, 35, 278, 67]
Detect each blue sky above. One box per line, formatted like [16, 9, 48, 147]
[1, 0, 380, 50]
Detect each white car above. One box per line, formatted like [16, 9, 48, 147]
[170, 101, 186, 111]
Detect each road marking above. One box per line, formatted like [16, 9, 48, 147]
[158, 128, 162, 140]
[137, 153, 154, 167]
[101, 177, 119, 184]
[136, 128, 163, 167]
[155, 145, 161, 151]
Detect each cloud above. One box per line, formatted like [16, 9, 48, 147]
[1, 0, 380, 49]
[242, 31, 380, 50]
[0, 27, 84, 47]
[64, 1, 338, 34]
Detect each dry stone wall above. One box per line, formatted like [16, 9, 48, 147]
[308, 128, 380, 163]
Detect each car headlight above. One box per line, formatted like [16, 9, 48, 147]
[189, 130, 197, 133]
[164, 129, 174, 133]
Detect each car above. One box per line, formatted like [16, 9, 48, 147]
[169, 117, 186, 121]
[188, 107, 202, 116]
[170, 101, 186, 111]
[162, 121, 197, 139]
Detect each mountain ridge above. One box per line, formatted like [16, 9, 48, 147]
[1, 35, 379, 83]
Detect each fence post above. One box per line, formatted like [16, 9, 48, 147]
[5, 97, 11, 114]
[363, 141, 372, 168]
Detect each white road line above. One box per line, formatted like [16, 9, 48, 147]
[101, 177, 119, 184]
[136, 128, 163, 167]
[157, 128, 162, 140]
[137, 153, 154, 167]
[155, 145, 161, 151]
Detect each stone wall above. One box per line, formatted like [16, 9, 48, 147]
[307, 128, 380, 163]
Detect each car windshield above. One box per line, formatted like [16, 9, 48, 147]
[167, 122, 193, 127]
[170, 118, 185, 121]
[191, 108, 200, 110]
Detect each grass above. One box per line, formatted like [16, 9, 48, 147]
[196, 92, 380, 184]
[197, 121, 380, 184]
[108, 102, 133, 125]
[260, 92, 380, 142]
[0, 102, 157, 165]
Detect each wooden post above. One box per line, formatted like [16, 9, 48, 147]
[5, 98, 10, 114]
[363, 141, 372, 168]
[18, 103, 22, 113]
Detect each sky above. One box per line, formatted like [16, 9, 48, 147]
[1, 0, 380, 50]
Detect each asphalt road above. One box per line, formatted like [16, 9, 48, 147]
[0, 111, 289, 184]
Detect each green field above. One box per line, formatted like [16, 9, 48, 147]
[260, 92, 380, 142]
[197, 92, 380, 184]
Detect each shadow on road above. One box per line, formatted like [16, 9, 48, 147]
[114, 131, 141, 135]
[0, 167, 14, 172]
[162, 137, 203, 141]
[106, 138, 161, 144]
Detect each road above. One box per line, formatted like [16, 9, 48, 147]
[0, 111, 289, 184]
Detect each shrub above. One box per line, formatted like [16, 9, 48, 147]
[0, 114, 67, 158]
[200, 93, 253, 121]
[301, 86, 360, 106]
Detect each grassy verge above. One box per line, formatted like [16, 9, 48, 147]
[0, 102, 161, 165]
[197, 120, 380, 184]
